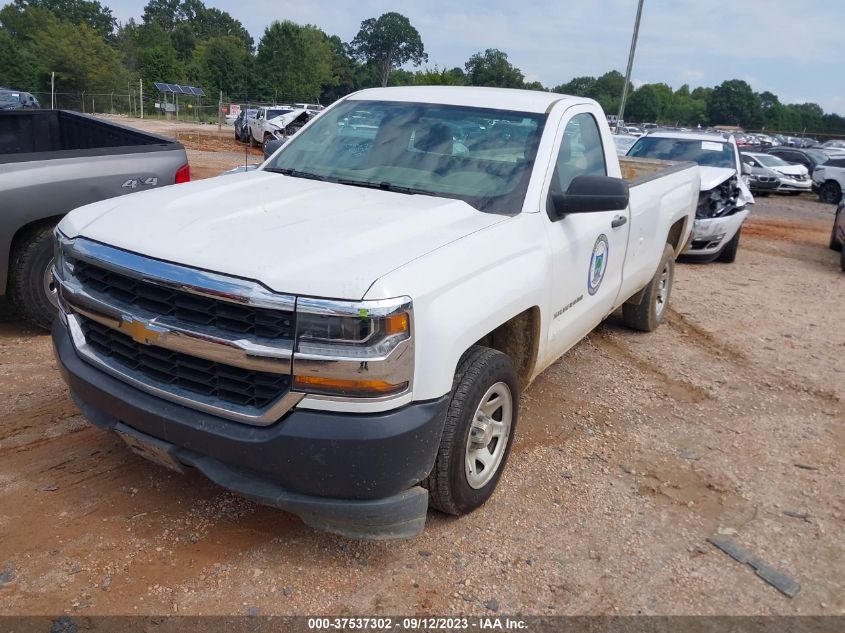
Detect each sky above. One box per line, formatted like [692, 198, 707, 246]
[106, 0, 845, 115]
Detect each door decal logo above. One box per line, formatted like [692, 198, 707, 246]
[588, 234, 609, 295]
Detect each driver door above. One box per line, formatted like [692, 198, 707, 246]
[544, 108, 631, 357]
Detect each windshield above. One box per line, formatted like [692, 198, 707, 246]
[265, 100, 547, 214]
[754, 154, 789, 167]
[267, 108, 292, 119]
[0, 90, 21, 103]
[627, 136, 735, 168]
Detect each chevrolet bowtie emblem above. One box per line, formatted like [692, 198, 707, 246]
[119, 318, 165, 345]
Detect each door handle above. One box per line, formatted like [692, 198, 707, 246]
[611, 215, 628, 228]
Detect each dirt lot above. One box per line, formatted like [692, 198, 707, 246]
[0, 149, 842, 616]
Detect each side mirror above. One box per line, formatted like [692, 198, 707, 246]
[549, 175, 629, 220]
[741, 162, 752, 175]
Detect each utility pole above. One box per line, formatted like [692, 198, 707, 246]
[139, 79, 144, 119]
[110, 91, 114, 115]
[218, 90, 223, 132]
[51, 72, 55, 109]
[81, 91, 85, 113]
[616, 0, 645, 133]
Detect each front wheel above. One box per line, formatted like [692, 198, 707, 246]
[716, 227, 741, 263]
[622, 243, 675, 332]
[425, 346, 518, 516]
[819, 181, 842, 204]
[830, 210, 842, 251]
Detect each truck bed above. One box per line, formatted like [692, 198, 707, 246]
[0, 110, 181, 163]
[620, 156, 695, 185]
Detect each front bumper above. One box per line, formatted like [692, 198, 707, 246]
[683, 208, 749, 260]
[777, 177, 812, 192]
[53, 318, 449, 539]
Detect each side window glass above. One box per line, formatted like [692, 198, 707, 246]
[553, 113, 607, 193]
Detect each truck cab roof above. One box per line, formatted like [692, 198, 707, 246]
[347, 86, 584, 114]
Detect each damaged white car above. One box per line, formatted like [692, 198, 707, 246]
[627, 131, 753, 263]
[248, 107, 313, 148]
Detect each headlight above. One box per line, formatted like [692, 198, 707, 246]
[293, 297, 413, 398]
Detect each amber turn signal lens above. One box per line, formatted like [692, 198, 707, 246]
[384, 312, 409, 336]
[293, 375, 408, 397]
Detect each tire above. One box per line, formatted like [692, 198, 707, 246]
[830, 210, 842, 251]
[424, 346, 519, 516]
[819, 181, 842, 204]
[716, 227, 741, 263]
[9, 224, 59, 330]
[622, 243, 675, 332]
[756, 191, 771, 197]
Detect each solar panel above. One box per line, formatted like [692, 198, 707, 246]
[153, 82, 205, 96]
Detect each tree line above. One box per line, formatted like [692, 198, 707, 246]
[1, 0, 843, 135]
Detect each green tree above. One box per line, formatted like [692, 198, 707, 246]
[625, 82, 673, 122]
[8, 0, 115, 38]
[138, 43, 181, 88]
[191, 35, 249, 97]
[553, 76, 596, 96]
[523, 80, 546, 91]
[170, 22, 195, 60]
[351, 12, 427, 87]
[464, 48, 523, 88]
[256, 21, 334, 102]
[141, 0, 252, 50]
[412, 65, 466, 86]
[31, 16, 128, 94]
[0, 27, 38, 87]
[320, 35, 357, 104]
[586, 70, 630, 115]
[707, 79, 761, 127]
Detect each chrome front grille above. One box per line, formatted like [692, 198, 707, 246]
[81, 317, 291, 409]
[55, 236, 302, 425]
[73, 259, 295, 339]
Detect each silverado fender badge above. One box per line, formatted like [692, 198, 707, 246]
[588, 234, 609, 295]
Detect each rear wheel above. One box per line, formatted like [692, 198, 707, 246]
[9, 224, 59, 330]
[425, 346, 518, 516]
[819, 181, 842, 204]
[716, 227, 741, 263]
[622, 243, 674, 332]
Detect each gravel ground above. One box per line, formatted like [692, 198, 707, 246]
[0, 175, 841, 616]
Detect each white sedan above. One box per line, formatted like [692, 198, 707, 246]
[742, 152, 812, 194]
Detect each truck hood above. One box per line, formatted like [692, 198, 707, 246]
[60, 170, 504, 299]
[267, 109, 309, 130]
[698, 166, 754, 206]
[698, 166, 738, 191]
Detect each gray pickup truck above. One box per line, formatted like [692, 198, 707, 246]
[1, 110, 189, 329]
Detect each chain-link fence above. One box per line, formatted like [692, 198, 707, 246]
[23, 87, 326, 126]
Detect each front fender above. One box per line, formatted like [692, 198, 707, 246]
[365, 214, 549, 401]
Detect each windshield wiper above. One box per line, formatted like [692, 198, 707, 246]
[264, 167, 331, 182]
[335, 178, 435, 196]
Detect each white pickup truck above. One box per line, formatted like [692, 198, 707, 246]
[52, 87, 699, 539]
